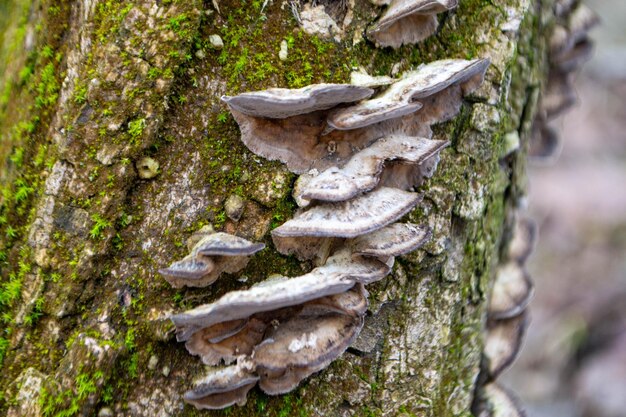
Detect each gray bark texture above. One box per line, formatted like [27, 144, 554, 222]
[0, 0, 550, 416]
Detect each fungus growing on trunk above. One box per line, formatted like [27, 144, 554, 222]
[272, 187, 422, 239]
[183, 359, 258, 410]
[223, 59, 488, 175]
[531, 2, 598, 161]
[483, 313, 528, 379]
[488, 262, 534, 320]
[328, 59, 488, 130]
[170, 56, 489, 410]
[158, 230, 264, 288]
[171, 250, 389, 342]
[350, 222, 432, 258]
[472, 383, 526, 417]
[506, 218, 537, 265]
[181, 283, 370, 407]
[221, 84, 373, 119]
[367, 0, 458, 48]
[253, 312, 364, 392]
[185, 318, 267, 366]
[294, 136, 448, 206]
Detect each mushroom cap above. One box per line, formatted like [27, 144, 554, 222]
[272, 187, 423, 238]
[484, 313, 528, 380]
[328, 59, 489, 130]
[351, 222, 432, 257]
[159, 233, 264, 288]
[367, 0, 458, 48]
[253, 313, 363, 371]
[301, 283, 369, 317]
[159, 255, 255, 288]
[552, 39, 594, 73]
[404, 58, 490, 100]
[567, 4, 600, 46]
[507, 218, 537, 265]
[158, 257, 217, 288]
[529, 120, 561, 161]
[327, 99, 423, 131]
[221, 84, 374, 119]
[189, 318, 248, 344]
[376, 0, 458, 30]
[184, 382, 257, 410]
[194, 232, 265, 256]
[488, 262, 534, 320]
[185, 318, 267, 365]
[369, 12, 439, 48]
[473, 383, 527, 417]
[258, 361, 332, 395]
[542, 71, 577, 120]
[294, 136, 448, 205]
[171, 251, 389, 341]
[183, 362, 259, 410]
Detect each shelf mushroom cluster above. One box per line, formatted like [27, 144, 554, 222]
[158, 227, 265, 288]
[530, 0, 599, 161]
[165, 58, 489, 410]
[366, 0, 459, 48]
[472, 216, 537, 417]
[172, 251, 383, 409]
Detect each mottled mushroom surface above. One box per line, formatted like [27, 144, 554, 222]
[272, 187, 423, 238]
[367, 0, 459, 48]
[294, 136, 448, 206]
[171, 251, 389, 341]
[221, 84, 374, 118]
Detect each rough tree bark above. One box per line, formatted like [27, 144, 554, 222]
[0, 0, 548, 416]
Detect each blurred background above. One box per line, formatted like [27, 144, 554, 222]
[503, 1, 626, 416]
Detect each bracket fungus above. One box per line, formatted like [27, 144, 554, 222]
[223, 58, 488, 175]
[472, 215, 537, 416]
[171, 250, 389, 342]
[328, 59, 489, 131]
[367, 0, 458, 48]
[167, 56, 489, 410]
[488, 262, 534, 320]
[183, 360, 258, 410]
[158, 230, 264, 288]
[483, 313, 528, 380]
[294, 136, 448, 206]
[472, 383, 527, 417]
[350, 222, 432, 258]
[221, 84, 373, 119]
[531, 1, 598, 161]
[180, 284, 369, 404]
[273, 187, 422, 239]
[253, 311, 364, 394]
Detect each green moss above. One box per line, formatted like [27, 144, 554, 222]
[127, 117, 146, 143]
[89, 214, 112, 240]
[40, 368, 105, 417]
[72, 83, 88, 104]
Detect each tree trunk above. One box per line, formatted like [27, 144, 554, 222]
[0, 0, 548, 416]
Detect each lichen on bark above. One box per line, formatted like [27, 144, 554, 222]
[0, 0, 549, 416]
